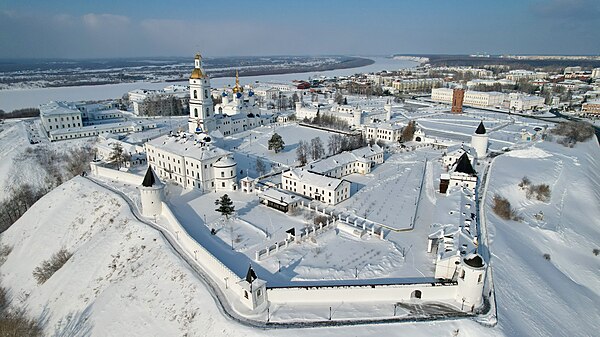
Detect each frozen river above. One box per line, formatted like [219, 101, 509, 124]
[0, 56, 417, 111]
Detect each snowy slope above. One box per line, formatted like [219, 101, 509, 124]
[0, 134, 599, 336]
[485, 139, 600, 337]
[0, 178, 495, 336]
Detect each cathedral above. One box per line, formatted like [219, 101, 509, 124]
[188, 54, 273, 136]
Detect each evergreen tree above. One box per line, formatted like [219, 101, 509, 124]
[268, 133, 285, 153]
[256, 158, 266, 176]
[108, 143, 130, 169]
[215, 194, 235, 219]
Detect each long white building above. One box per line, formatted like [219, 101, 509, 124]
[145, 132, 238, 192]
[307, 145, 384, 178]
[431, 88, 505, 108]
[281, 168, 351, 205]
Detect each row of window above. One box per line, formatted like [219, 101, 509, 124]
[47, 115, 80, 123]
[48, 123, 81, 129]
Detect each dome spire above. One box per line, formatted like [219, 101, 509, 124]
[232, 69, 243, 93]
[190, 52, 206, 79]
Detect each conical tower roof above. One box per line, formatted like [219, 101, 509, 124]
[454, 153, 476, 175]
[141, 166, 161, 187]
[475, 121, 486, 135]
[245, 264, 258, 284]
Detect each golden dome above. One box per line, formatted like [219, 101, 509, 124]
[190, 68, 204, 79]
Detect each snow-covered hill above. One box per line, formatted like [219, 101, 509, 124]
[0, 134, 599, 336]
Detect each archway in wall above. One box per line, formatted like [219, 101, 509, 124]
[415, 137, 422, 142]
[411, 290, 422, 299]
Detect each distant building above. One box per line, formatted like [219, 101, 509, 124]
[281, 168, 351, 205]
[509, 94, 545, 112]
[505, 70, 548, 81]
[129, 85, 189, 116]
[40, 100, 153, 141]
[364, 122, 403, 142]
[592, 68, 600, 79]
[391, 78, 443, 92]
[581, 99, 600, 117]
[432, 88, 505, 109]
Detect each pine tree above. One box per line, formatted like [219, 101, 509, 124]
[268, 133, 285, 153]
[215, 194, 235, 219]
[108, 143, 130, 169]
[256, 158, 266, 176]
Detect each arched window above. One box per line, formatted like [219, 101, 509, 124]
[411, 290, 422, 299]
[194, 108, 198, 117]
[206, 107, 210, 117]
[193, 90, 197, 99]
[204, 89, 208, 98]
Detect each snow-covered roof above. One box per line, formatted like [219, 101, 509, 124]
[213, 156, 236, 168]
[308, 145, 383, 174]
[283, 168, 346, 189]
[39, 101, 80, 116]
[146, 133, 231, 162]
[259, 188, 304, 206]
[429, 187, 478, 260]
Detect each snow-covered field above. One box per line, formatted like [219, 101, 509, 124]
[2, 135, 599, 336]
[1, 94, 599, 335]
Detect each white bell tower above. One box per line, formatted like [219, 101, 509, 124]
[188, 53, 215, 133]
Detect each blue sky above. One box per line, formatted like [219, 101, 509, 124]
[1, 0, 598, 58]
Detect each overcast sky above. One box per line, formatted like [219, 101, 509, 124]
[1, 0, 599, 59]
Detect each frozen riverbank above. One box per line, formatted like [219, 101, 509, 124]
[0, 56, 418, 111]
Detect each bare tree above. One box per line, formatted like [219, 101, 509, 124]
[296, 141, 309, 166]
[310, 137, 325, 161]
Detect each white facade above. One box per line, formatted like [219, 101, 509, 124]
[48, 121, 156, 142]
[509, 94, 545, 112]
[505, 70, 548, 81]
[307, 145, 384, 178]
[592, 68, 600, 79]
[364, 122, 403, 142]
[281, 168, 351, 205]
[431, 88, 505, 108]
[40, 101, 83, 136]
[144, 132, 238, 192]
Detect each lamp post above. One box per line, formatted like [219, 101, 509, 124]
[175, 230, 180, 240]
[194, 250, 198, 260]
[278, 260, 281, 272]
[224, 277, 228, 289]
[394, 303, 398, 317]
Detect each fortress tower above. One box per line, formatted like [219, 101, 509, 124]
[471, 121, 489, 158]
[456, 253, 486, 311]
[140, 166, 165, 218]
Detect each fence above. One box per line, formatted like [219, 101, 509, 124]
[255, 219, 335, 261]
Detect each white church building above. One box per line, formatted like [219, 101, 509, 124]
[187, 54, 273, 136]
